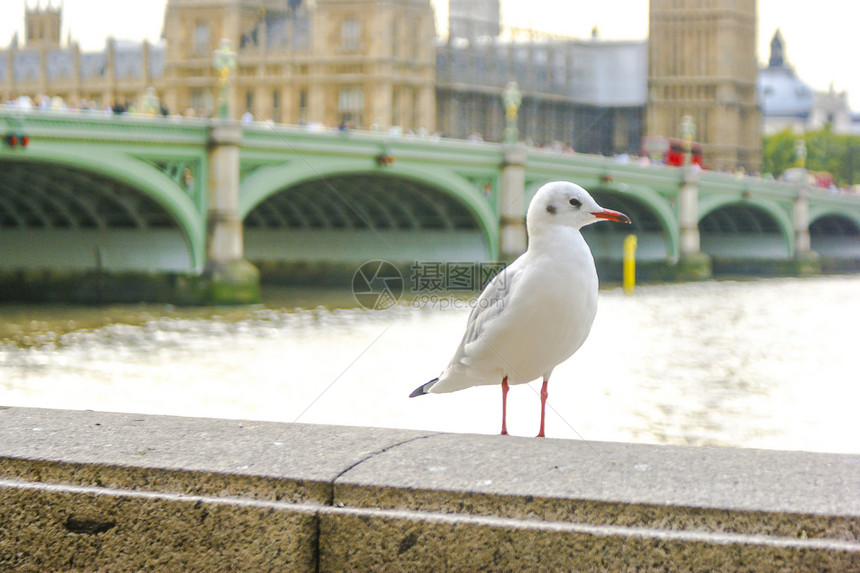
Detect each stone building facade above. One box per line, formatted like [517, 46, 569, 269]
[1, 4, 164, 110]
[3, 0, 772, 164]
[1, 0, 647, 154]
[159, 0, 436, 129]
[435, 34, 646, 153]
[2, 0, 436, 131]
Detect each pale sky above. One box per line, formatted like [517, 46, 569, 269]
[2, 1, 858, 110]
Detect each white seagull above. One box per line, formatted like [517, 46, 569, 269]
[409, 181, 631, 437]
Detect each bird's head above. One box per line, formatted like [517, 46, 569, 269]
[526, 181, 631, 232]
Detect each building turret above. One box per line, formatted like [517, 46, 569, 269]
[25, 2, 62, 49]
[768, 29, 785, 67]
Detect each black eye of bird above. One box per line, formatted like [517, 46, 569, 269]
[569, 198, 582, 208]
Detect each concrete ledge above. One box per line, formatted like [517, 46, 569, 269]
[1, 407, 858, 571]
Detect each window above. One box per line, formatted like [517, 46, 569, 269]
[411, 18, 421, 60]
[338, 87, 364, 127]
[298, 89, 308, 123]
[411, 88, 420, 130]
[614, 114, 629, 151]
[391, 88, 400, 126]
[194, 22, 210, 56]
[341, 19, 360, 52]
[272, 90, 280, 123]
[190, 88, 206, 115]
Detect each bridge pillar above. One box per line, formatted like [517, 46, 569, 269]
[205, 122, 260, 304]
[676, 168, 712, 280]
[791, 178, 821, 276]
[499, 144, 527, 261]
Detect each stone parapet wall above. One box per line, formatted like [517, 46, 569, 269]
[1, 407, 858, 570]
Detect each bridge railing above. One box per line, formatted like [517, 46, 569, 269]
[4, 104, 860, 209]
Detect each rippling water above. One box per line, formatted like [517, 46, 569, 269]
[1, 276, 858, 454]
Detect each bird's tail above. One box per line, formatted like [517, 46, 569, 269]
[409, 378, 438, 398]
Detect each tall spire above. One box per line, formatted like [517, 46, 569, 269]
[768, 29, 785, 68]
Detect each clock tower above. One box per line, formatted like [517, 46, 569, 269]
[647, 0, 761, 171]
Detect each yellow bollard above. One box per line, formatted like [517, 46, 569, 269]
[623, 234, 637, 294]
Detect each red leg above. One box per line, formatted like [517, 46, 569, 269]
[537, 377, 548, 438]
[500, 376, 509, 436]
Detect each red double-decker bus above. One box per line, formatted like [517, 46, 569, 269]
[641, 136, 704, 167]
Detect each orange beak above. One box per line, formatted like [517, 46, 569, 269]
[592, 208, 631, 224]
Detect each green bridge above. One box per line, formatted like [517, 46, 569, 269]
[2, 109, 859, 303]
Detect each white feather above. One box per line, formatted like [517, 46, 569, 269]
[413, 181, 628, 396]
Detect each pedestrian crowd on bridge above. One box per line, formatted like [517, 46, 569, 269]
[2, 93, 172, 117]
[3, 93, 860, 196]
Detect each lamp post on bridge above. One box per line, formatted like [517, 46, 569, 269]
[213, 39, 237, 120]
[680, 115, 695, 167]
[502, 81, 521, 145]
[790, 138, 821, 275]
[204, 38, 260, 303]
[794, 139, 807, 169]
[498, 81, 527, 261]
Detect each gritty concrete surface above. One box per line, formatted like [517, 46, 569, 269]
[334, 432, 860, 541]
[320, 510, 860, 572]
[336, 432, 860, 516]
[1, 406, 859, 571]
[0, 481, 317, 572]
[0, 406, 430, 503]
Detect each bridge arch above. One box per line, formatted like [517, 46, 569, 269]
[240, 158, 499, 263]
[809, 211, 860, 259]
[0, 148, 205, 272]
[698, 198, 794, 260]
[523, 179, 680, 261]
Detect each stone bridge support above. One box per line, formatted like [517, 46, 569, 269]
[206, 122, 260, 304]
[676, 168, 712, 279]
[792, 179, 822, 275]
[499, 144, 528, 261]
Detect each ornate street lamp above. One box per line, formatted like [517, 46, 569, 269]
[502, 81, 522, 144]
[213, 38, 237, 120]
[794, 139, 807, 169]
[679, 115, 695, 167]
[141, 87, 160, 116]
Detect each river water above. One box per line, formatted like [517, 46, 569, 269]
[1, 276, 858, 454]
